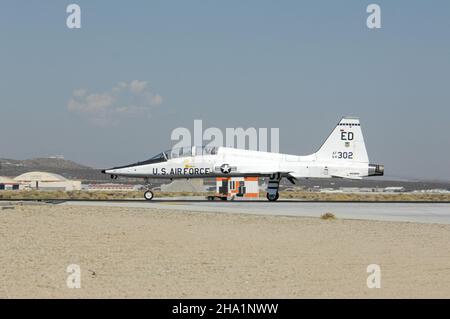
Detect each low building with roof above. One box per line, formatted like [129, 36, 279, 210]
[384, 186, 406, 193]
[14, 171, 81, 191]
[0, 176, 20, 190]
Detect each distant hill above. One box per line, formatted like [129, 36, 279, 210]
[0, 157, 106, 181]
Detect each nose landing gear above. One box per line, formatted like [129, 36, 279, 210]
[144, 190, 154, 201]
[143, 178, 154, 200]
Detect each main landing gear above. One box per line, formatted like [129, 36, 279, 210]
[266, 173, 281, 202]
[266, 192, 279, 201]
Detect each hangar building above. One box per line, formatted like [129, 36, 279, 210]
[14, 171, 81, 191]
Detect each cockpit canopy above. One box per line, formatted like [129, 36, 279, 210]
[147, 146, 219, 162]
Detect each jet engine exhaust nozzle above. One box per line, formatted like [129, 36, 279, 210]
[369, 164, 384, 176]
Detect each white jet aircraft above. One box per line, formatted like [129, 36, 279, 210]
[102, 117, 384, 201]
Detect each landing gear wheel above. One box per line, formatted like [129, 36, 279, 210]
[266, 192, 279, 202]
[144, 190, 154, 201]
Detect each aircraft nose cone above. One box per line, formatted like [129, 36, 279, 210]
[101, 169, 106, 174]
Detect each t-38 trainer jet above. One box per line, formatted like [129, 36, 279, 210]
[102, 117, 384, 201]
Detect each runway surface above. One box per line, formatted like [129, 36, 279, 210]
[55, 197, 450, 224]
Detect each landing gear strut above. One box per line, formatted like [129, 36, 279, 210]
[143, 178, 154, 201]
[266, 173, 281, 202]
[144, 190, 154, 201]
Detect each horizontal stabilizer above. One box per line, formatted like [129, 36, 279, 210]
[331, 173, 363, 180]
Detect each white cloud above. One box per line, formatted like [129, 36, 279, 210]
[142, 92, 163, 107]
[67, 93, 114, 113]
[129, 80, 147, 94]
[67, 80, 163, 125]
[86, 93, 115, 110]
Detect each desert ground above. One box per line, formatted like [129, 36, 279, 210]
[0, 203, 449, 298]
[1, 190, 450, 201]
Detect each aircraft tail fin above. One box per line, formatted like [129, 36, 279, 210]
[314, 117, 369, 163]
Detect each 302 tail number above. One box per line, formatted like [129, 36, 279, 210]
[332, 151, 353, 159]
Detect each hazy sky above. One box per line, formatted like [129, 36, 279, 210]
[1, 1, 449, 181]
